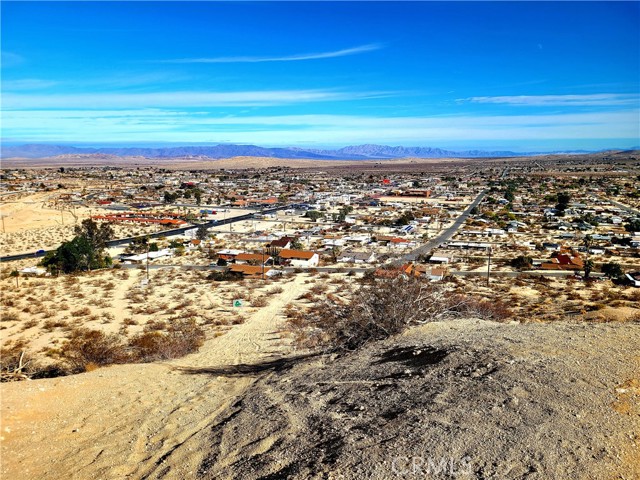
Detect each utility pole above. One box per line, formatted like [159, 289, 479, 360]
[146, 242, 150, 283]
[486, 246, 492, 287]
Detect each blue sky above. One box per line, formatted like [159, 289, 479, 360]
[1, 1, 639, 151]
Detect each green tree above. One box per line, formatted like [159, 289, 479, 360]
[556, 191, 571, 211]
[42, 235, 111, 274]
[164, 191, 178, 204]
[304, 210, 323, 222]
[126, 236, 150, 254]
[74, 218, 114, 253]
[42, 219, 114, 273]
[601, 262, 624, 279]
[510, 255, 533, 270]
[290, 238, 304, 250]
[583, 259, 595, 280]
[624, 219, 640, 232]
[196, 224, 209, 241]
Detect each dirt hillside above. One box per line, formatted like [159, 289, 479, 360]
[2, 318, 639, 479]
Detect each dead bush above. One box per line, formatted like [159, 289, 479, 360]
[60, 329, 129, 373]
[129, 318, 205, 362]
[71, 306, 91, 317]
[445, 295, 514, 321]
[251, 296, 269, 307]
[1, 311, 20, 322]
[1, 341, 67, 381]
[289, 276, 452, 351]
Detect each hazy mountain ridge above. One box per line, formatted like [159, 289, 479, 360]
[1, 143, 526, 159]
[0, 143, 620, 160]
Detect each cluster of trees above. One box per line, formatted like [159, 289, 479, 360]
[332, 205, 354, 223]
[42, 219, 114, 274]
[163, 186, 203, 205]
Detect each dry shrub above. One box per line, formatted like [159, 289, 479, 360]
[267, 286, 284, 295]
[1, 311, 20, 322]
[1, 341, 67, 381]
[42, 319, 67, 331]
[60, 329, 129, 373]
[445, 295, 513, 321]
[289, 276, 514, 352]
[21, 319, 39, 330]
[129, 318, 205, 362]
[70, 306, 91, 317]
[251, 296, 269, 307]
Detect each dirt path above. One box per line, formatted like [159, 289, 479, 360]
[0, 277, 312, 479]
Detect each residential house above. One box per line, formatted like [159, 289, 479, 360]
[235, 253, 271, 266]
[278, 249, 319, 268]
[270, 237, 294, 249]
[337, 250, 376, 264]
[227, 264, 271, 279]
[625, 271, 640, 287]
[540, 248, 584, 271]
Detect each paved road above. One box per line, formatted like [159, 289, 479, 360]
[0, 204, 293, 263]
[595, 196, 640, 217]
[401, 189, 488, 262]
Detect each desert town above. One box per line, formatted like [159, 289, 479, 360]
[1, 152, 639, 352]
[1, 152, 639, 479]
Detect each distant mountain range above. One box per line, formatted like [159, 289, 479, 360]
[0, 143, 602, 160]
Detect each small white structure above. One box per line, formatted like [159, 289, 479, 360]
[121, 248, 173, 264]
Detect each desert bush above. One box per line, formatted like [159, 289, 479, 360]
[251, 296, 268, 307]
[42, 319, 68, 331]
[71, 306, 91, 317]
[1, 311, 20, 322]
[21, 319, 39, 330]
[129, 318, 205, 362]
[445, 295, 513, 321]
[289, 275, 514, 352]
[59, 328, 129, 373]
[267, 286, 284, 295]
[1, 341, 67, 381]
[289, 276, 453, 351]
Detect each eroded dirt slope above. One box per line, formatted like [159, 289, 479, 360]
[197, 320, 640, 480]
[2, 318, 639, 480]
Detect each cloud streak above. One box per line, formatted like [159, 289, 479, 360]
[159, 43, 382, 64]
[4, 109, 638, 144]
[2, 89, 391, 109]
[1, 51, 25, 67]
[461, 93, 639, 107]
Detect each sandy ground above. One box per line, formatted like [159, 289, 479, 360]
[0, 192, 168, 255]
[2, 317, 638, 479]
[0, 273, 316, 480]
[196, 320, 640, 480]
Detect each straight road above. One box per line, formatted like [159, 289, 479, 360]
[0, 204, 293, 263]
[401, 189, 488, 262]
[594, 196, 640, 216]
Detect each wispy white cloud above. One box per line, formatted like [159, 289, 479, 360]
[4, 109, 638, 144]
[159, 43, 383, 64]
[2, 89, 391, 109]
[1, 51, 25, 67]
[1, 78, 59, 90]
[461, 93, 640, 107]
